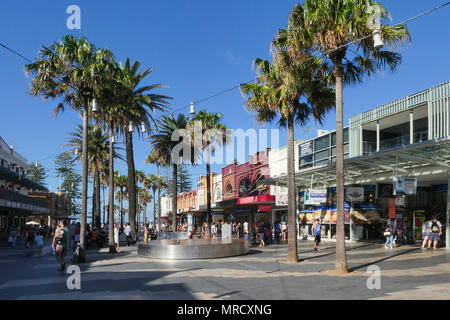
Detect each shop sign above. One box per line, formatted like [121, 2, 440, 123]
[393, 177, 417, 195]
[258, 205, 272, 212]
[276, 194, 288, 206]
[304, 189, 327, 205]
[395, 197, 405, 206]
[233, 208, 252, 214]
[389, 198, 396, 218]
[346, 187, 364, 202]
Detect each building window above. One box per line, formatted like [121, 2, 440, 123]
[314, 135, 329, 151]
[314, 149, 329, 162]
[225, 183, 233, 197]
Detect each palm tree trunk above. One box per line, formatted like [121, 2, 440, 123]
[287, 116, 298, 263]
[172, 163, 178, 232]
[108, 122, 116, 253]
[153, 189, 156, 226]
[157, 165, 161, 231]
[92, 173, 96, 228]
[102, 184, 106, 225]
[120, 190, 123, 229]
[95, 170, 101, 229]
[334, 62, 348, 273]
[206, 149, 212, 237]
[79, 106, 88, 263]
[125, 131, 137, 234]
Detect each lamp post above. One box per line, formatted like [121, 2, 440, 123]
[367, 2, 384, 50]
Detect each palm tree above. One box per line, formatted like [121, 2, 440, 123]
[114, 58, 171, 235]
[25, 35, 114, 262]
[114, 173, 128, 229]
[300, 0, 410, 273]
[145, 151, 165, 230]
[62, 124, 124, 229]
[138, 185, 155, 224]
[188, 111, 228, 234]
[241, 54, 334, 262]
[148, 114, 194, 232]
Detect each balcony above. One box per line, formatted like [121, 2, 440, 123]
[0, 166, 47, 191]
[0, 190, 50, 214]
[380, 130, 428, 151]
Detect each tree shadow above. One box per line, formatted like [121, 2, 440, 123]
[348, 247, 421, 272]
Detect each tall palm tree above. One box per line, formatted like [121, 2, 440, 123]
[25, 35, 114, 262]
[300, 0, 410, 273]
[142, 174, 158, 225]
[148, 114, 193, 232]
[115, 58, 171, 235]
[241, 54, 334, 262]
[188, 111, 228, 234]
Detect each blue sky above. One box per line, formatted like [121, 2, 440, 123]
[1, 0, 449, 198]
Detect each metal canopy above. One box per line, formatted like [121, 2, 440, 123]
[268, 137, 450, 190]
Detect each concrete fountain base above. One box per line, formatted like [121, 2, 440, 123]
[137, 238, 249, 260]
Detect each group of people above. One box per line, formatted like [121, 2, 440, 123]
[6, 224, 54, 249]
[421, 216, 443, 250]
[383, 216, 444, 250]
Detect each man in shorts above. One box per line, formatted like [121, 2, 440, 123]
[312, 219, 322, 251]
[427, 216, 442, 249]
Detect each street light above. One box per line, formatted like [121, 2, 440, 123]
[190, 101, 195, 114]
[141, 122, 146, 133]
[92, 99, 98, 112]
[367, 3, 384, 50]
[129, 121, 134, 132]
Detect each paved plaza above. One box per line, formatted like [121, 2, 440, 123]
[0, 240, 449, 300]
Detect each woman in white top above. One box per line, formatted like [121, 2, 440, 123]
[114, 224, 120, 252]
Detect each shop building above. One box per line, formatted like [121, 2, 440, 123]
[268, 81, 450, 247]
[0, 136, 49, 239]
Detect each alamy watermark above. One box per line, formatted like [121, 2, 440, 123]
[66, 265, 81, 290]
[366, 265, 381, 290]
[66, 5, 81, 30]
[170, 121, 280, 168]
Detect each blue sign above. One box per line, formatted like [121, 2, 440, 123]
[233, 208, 252, 214]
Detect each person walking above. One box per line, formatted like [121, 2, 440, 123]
[281, 223, 287, 241]
[274, 222, 281, 244]
[384, 220, 394, 249]
[124, 223, 132, 247]
[144, 225, 150, 243]
[312, 219, 322, 252]
[52, 220, 70, 272]
[427, 216, 443, 249]
[114, 224, 120, 252]
[421, 219, 431, 249]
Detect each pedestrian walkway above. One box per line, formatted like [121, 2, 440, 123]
[0, 240, 448, 300]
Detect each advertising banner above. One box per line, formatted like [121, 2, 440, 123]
[304, 189, 327, 205]
[389, 198, 396, 218]
[393, 177, 417, 195]
[276, 194, 288, 206]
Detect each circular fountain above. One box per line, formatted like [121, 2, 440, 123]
[138, 237, 249, 260]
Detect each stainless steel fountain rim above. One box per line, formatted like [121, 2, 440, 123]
[137, 238, 249, 260]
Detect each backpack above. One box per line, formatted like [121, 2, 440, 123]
[431, 221, 439, 233]
[55, 228, 66, 246]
